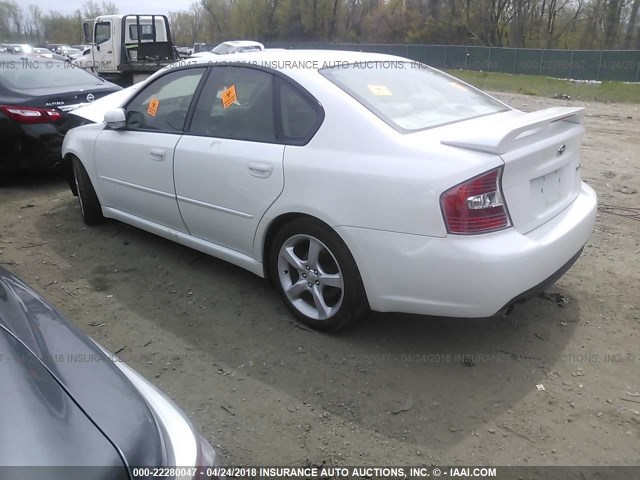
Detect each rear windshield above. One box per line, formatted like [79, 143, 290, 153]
[0, 59, 105, 90]
[320, 62, 508, 132]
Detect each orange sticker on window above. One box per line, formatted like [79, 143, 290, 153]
[221, 85, 237, 109]
[147, 98, 160, 117]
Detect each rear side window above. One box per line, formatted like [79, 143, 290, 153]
[279, 81, 320, 142]
[125, 67, 205, 133]
[189, 67, 276, 143]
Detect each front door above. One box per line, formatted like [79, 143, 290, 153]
[93, 20, 116, 73]
[95, 67, 207, 232]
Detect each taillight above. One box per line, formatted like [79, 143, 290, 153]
[0, 105, 62, 124]
[440, 167, 511, 235]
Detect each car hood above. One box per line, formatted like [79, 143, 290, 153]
[0, 328, 127, 477]
[0, 267, 167, 468]
[68, 84, 141, 123]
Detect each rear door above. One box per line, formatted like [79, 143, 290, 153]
[173, 66, 285, 256]
[95, 67, 206, 232]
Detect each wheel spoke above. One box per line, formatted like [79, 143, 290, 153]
[311, 285, 332, 319]
[281, 246, 305, 272]
[277, 233, 344, 322]
[285, 279, 307, 299]
[319, 272, 343, 289]
[74, 171, 85, 215]
[307, 238, 322, 268]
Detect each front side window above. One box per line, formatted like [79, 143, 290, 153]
[125, 68, 205, 133]
[95, 22, 111, 45]
[189, 67, 275, 143]
[320, 62, 508, 132]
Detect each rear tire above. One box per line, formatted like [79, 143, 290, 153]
[269, 218, 369, 331]
[72, 158, 105, 225]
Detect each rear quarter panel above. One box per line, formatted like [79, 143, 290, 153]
[255, 70, 503, 259]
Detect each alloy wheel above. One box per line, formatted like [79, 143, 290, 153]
[277, 234, 344, 320]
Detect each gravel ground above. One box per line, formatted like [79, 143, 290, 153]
[0, 93, 638, 470]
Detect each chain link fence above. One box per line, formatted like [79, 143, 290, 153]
[266, 43, 640, 82]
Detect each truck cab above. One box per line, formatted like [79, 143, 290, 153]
[74, 14, 178, 85]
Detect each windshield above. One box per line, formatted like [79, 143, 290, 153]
[320, 62, 508, 132]
[211, 43, 234, 55]
[0, 59, 105, 89]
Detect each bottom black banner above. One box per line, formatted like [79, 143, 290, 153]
[0, 466, 637, 480]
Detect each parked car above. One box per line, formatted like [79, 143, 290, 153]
[0, 43, 34, 55]
[0, 53, 121, 172]
[192, 42, 215, 54]
[56, 45, 83, 59]
[191, 41, 265, 58]
[62, 50, 597, 331]
[46, 43, 71, 53]
[212, 40, 264, 54]
[177, 46, 193, 56]
[0, 267, 221, 477]
[32, 47, 55, 58]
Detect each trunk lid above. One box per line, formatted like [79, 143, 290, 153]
[21, 84, 122, 111]
[441, 107, 585, 234]
[67, 84, 142, 123]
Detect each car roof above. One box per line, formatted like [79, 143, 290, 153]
[189, 49, 408, 70]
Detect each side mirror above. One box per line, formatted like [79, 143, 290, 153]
[104, 108, 126, 129]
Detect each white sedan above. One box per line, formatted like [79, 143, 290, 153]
[62, 50, 597, 331]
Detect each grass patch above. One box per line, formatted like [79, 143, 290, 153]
[445, 69, 640, 104]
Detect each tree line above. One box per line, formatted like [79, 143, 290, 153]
[0, 1, 118, 46]
[1, 0, 639, 50]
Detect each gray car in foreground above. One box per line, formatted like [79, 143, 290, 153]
[0, 267, 220, 479]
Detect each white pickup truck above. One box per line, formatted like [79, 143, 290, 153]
[73, 14, 179, 86]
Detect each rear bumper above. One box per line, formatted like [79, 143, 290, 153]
[337, 182, 597, 318]
[498, 246, 583, 313]
[0, 123, 64, 171]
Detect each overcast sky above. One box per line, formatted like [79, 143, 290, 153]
[16, 0, 195, 16]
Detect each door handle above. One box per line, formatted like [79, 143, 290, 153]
[149, 148, 167, 161]
[248, 162, 273, 178]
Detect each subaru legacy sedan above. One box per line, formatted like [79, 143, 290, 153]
[63, 50, 597, 331]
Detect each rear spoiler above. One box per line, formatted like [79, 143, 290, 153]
[441, 107, 585, 155]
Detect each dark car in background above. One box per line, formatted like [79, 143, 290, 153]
[0, 53, 121, 172]
[0, 267, 221, 479]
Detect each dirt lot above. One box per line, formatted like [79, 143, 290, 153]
[1, 93, 639, 470]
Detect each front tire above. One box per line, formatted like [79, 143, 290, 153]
[269, 218, 368, 331]
[72, 157, 105, 225]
